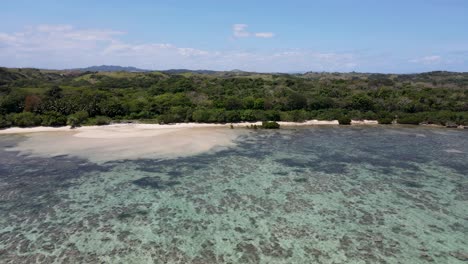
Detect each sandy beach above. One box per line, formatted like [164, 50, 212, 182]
[0, 120, 380, 163]
[0, 119, 382, 135]
[2, 125, 242, 164]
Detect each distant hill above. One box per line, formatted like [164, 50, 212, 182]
[73, 65, 149, 72]
[74, 66, 224, 74]
[162, 69, 220, 75]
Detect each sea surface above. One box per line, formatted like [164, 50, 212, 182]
[0, 126, 467, 263]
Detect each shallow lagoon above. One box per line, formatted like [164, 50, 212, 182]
[0, 126, 467, 263]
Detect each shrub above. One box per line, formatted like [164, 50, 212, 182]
[67, 111, 89, 128]
[158, 107, 191, 124]
[350, 94, 374, 111]
[192, 109, 211, 123]
[41, 111, 67, 127]
[264, 110, 280, 121]
[90, 116, 111, 126]
[315, 109, 345, 120]
[262, 121, 280, 129]
[225, 111, 241, 123]
[289, 110, 309, 122]
[397, 115, 423, 125]
[240, 110, 256, 122]
[338, 116, 351, 125]
[127, 111, 153, 119]
[377, 117, 393, 125]
[99, 98, 128, 117]
[207, 109, 226, 123]
[0, 115, 11, 129]
[347, 110, 377, 120]
[10, 112, 42, 127]
[361, 111, 378, 120]
[433, 111, 461, 126]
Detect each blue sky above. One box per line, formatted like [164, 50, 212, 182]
[1, 0, 467, 72]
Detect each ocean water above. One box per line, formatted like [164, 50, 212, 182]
[0, 126, 467, 263]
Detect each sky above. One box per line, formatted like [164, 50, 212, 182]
[1, 0, 467, 73]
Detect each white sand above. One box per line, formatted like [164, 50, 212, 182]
[0, 123, 227, 135]
[0, 120, 381, 163]
[279, 120, 339, 126]
[5, 125, 244, 164]
[0, 119, 380, 135]
[351, 120, 379, 125]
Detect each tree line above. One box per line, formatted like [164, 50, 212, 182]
[0, 68, 467, 128]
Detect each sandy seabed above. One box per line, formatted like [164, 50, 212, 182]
[1, 123, 467, 263]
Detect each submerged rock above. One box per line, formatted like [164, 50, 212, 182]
[373, 236, 383, 243]
[133, 177, 161, 189]
[450, 251, 468, 261]
[293, 178, 308, 183]
[420, 252, 434, 262]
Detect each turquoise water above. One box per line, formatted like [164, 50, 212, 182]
[0, 126, 467, 263]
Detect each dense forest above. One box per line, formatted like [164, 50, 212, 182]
[0, 67, 467, 128]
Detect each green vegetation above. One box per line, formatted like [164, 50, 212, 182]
[397, 115, 423, 125]
[41, 111, 67, 126]
[338, 116, 351, 125]
[0, 115, 10, 128]
[9, 112, 42, 127]
[262, 121, 280, 129]
[67, 111, 89, 128]
[0, 67, 467, 128]
[377, 116, 394, 125]
[89, 116, 112, 126]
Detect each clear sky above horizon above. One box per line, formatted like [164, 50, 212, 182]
[1, 0, 467, 73]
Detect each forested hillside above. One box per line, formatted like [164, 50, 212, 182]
[0, 67, 467, 128]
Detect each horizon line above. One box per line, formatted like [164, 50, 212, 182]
[1, 65, 467, 75]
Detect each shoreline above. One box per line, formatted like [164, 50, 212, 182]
[0, 120, 368, 135]
[1, 120, 465, 164]
[0, 119, 465, 135]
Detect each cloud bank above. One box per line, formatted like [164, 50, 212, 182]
[0, 24, 463, 72]
[0, 24, 359, 72]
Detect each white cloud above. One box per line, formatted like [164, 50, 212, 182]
[0, 24, 360, 72]
[254, 32, 275, 38]
[0, 24, 465, 73]
[0, 33, 16, 43]
[232, 24, 274, 39]
[233, 24, 250, 38]
[36, 24, 73, 32]
[177, 47, 210, 57]
[409, 55, 442, 64]
[64, 30, 124, 41]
